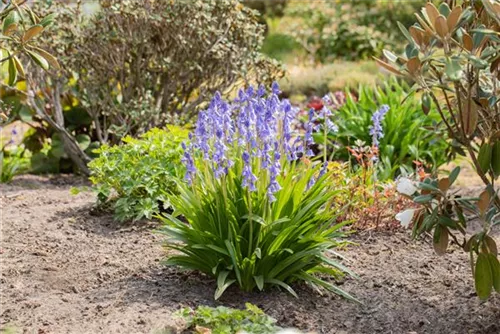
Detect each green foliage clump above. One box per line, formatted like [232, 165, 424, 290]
[89, 126, 188, 222]
[161, 161, 354, 299]
[1, 144, 30, 183]
[176, 303, 280, 334]
[330, 79, 450, 180]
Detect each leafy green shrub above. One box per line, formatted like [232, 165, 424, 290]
[378, 0, 500, 208]
[278, 1, 421, 62]
[160, 84, 356, 300]
[176, 303, 280, 334]
[62, 0, 281, 140]
[89, 126, 188, 222]
[326, 79, 450, 180]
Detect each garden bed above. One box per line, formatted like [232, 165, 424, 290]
[1, 175, 499, 334]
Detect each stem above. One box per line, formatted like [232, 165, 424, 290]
[247, 188, 253, 257]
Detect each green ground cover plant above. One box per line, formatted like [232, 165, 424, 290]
[89, 126, 188, 222]
[175, 303, 280, 334]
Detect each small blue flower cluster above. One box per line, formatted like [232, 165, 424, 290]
[369, 105, 390, 148]
[182, 82, 315, 202]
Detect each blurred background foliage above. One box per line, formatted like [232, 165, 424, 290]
[2, 0, 447, 183]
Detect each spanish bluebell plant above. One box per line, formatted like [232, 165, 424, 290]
[369, 105, 390, 151]
[159, 83, 357, 301]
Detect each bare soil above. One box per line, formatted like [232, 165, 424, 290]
[1, 175, 499, 334]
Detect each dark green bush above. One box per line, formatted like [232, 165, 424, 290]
[88, 126, 188, 222]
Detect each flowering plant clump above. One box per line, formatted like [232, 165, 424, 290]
[159, 83, 357, 301]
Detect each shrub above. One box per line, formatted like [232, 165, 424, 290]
[88, 126, 188, 222]
[175, 303, 280, 334]
[382, 0, 500, 299]
[324, 79, 450, 180]
[159, 84, 356, 300]
[378, 1, 500, 208]
[65, 0, 282, 140]
[278, 1, 421, 62]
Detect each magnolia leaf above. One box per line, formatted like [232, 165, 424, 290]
[438, 2, 451, 17]
[407, 57, 421, 75]
[40, 13, 56, 28]
[449, 166, 461, 185]
[397, 21, 415, 45]
[12, 55, 25, 77]
[460, 98, 478, 136]
[447, 6, 462, 31]
[373, 57, 403, 75]
[478, 143, 492, 174]
[475, 253, 493, 300]
[438, 177, 451, 192]
[464, 236, 477, 252]
[409, 26, 425, 46]
[422, 92, 432, 115]
[445, 58, 462, 81]
[32, 47, 61, 70]
[463, 33, 474, 52]
[382, 49, 398, 63]
[433, 225, 449, 255]
[485, 236, 498, 257]
[477, 190, 490, 215]
[491, 141, 500, 178]
[26, 50, 49, 70]
[425, 2, 440, 26]
[415, 13, 434, 36]
[2, 11, 20, 35]
[414, 194, 434, 203]
[22, 25, 44, 43]
[7, 54, 17, 86]
[487, 254, 500, 293]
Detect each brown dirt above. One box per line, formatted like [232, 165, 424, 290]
[1, 175, 500, 334]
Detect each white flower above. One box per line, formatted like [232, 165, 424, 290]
[395, 209, 416, 228]
[396, 177, 417, 196]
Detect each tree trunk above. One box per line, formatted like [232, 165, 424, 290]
[28, 87, 91, 176]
